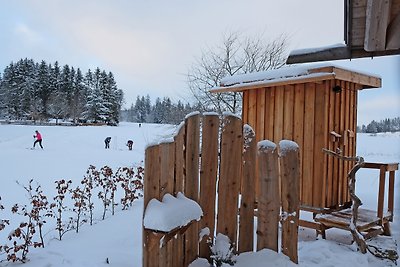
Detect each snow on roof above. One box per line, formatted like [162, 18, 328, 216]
[220, 64, 313, 87]
[289, 43, 347, 57]
[143, 192, 203, 232]
[211, 63, 381, 93]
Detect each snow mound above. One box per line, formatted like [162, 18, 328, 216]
[143, 192, 203, 232]
[258, 140, 277, 151]
[279, 140, 299, 156]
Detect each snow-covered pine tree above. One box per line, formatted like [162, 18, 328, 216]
[48, 61, 64, 123]
[36, 60, 51, 119]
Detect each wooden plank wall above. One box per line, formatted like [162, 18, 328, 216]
[143, 113, 302, 266]
[242, 80, 358, 209]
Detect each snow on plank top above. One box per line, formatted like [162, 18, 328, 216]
[211, 63, 381, 93]
[289, 43, 347, 56]
[185, 111, 201, 119]
[278, 140, 299, 157]
[223, 111, 241, 120]
[258, 140, 277, 152]
[143, 192, 203, 232]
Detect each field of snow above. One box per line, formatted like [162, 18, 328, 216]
[0, 123, 399, 266]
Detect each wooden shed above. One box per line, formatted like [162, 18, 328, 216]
[211, 64, 381, 212]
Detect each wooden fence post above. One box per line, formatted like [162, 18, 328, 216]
[184, 113, 201, 266]
[238, 124, 257, 253]
[159, 142, 175, 267]
[199, 113, 220, 259]
[279, 140, 300, 264]
[143, 145, 161, 267]
[217, 114, 243, 250]
[256, 140, 279, 252]
[172, 124, 185, 267]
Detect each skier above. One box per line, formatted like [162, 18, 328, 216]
[33, 130, 43, 149]
[126, 140, 134, 150]
[104, 137, 111, 149]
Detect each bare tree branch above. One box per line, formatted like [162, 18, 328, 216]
[187, 31, 289, 114]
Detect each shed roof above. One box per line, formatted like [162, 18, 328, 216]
[210, 64, 381, 93]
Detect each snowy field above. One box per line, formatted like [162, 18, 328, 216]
[0, 123, 399, 266]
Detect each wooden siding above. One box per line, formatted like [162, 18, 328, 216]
[243, 79, 358, 209]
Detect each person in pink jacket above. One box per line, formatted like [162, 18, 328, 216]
[33, 130, 43, 149]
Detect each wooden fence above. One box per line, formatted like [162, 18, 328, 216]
[142, 113, 300, 266]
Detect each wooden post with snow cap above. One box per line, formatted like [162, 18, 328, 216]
[199, 113, 220, 259]
[256, 140, 279, 252]
[217, 113, 243, 250]
[184, 112, 201, 266]
[279, 140, 300, 264]
[238, 124, 257, 253]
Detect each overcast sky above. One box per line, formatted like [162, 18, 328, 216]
[1, 0, 399, 125]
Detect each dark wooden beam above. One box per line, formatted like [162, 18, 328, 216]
[286, 45, 400, 64]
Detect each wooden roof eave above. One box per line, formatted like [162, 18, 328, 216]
[210, 70, 381, 94]
[211, 73, 335, 93]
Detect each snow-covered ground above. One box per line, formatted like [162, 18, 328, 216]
[0, 123, 399, 266]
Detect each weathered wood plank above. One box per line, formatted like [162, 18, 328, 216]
[257, 140, 279, 252]
[243, 91, 249, 124]
[386, 13, 400, 50]
[199, 114, 220, 259]
[377, 166, 386, 220]
[257, 88, 266, 141]
[293, 84, 305, 203]
[283, 85, 294, 140]
[174, 124, 185, 195]
[274, 86, 284, 143]
[248, 90, 258, 134]
[364, 0, 391, 51]
[160, 142, 175, 196]
[343, 82, 351, 204]
[326, 80, 335, 207]
[143, 145, 161, 267]
[302, 83, 315, 206]
[239, 125, 257, 253]
[338, 81, 346, 205]
[266, 87, 275, 140]
[332, 81, 341, 207]
[217, 114, 243, 249]
[184, 114, 201, 266]
[144, 230, 160, 267]
[279, 140, 300, 264]
[312, 83, 327, 208]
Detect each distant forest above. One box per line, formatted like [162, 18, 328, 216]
[357, 117, 400, 133]
[0, 58, 123, 125]
[121, 95, 202, 125]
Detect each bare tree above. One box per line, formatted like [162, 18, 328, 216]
[187, 31, 289, 114]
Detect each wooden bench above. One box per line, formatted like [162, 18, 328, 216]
[315, 162, 398, 238]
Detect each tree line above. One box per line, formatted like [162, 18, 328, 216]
[122, 95, 202, 125]
[0, 58, 123, 125]
[357, 117, 400, 133]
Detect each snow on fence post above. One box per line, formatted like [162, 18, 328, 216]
[217, 113, 243, 251]
[184, 113, 201, 267]
[143, 144, 161, 267]
[256, 140, 279, 252]
[238, 124, 257, 253]
[279, 140, 300, 264]
[199, 113, 220, 259]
